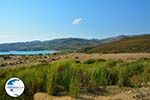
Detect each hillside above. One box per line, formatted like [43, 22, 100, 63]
[0, 38, 100, 52]
[77, 34, 150, 53]
[0, 34, 149, 53]
[0, 36, 127, 52]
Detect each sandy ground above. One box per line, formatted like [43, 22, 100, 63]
[64, 53, 150, 62]
[34, 87, 150, 100]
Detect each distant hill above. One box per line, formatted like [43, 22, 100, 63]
[0, 34, 149, 53]
[0, 38, 101, 52]
[77, 34, 150, 53]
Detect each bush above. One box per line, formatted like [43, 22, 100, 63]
[83, 58, 106, 64]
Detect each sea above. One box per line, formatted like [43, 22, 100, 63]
[0, 50, 56, 55]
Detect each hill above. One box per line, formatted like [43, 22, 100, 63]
[77, 34, 150, 53]
[0, 38, 100, 52]
[0, 35, 128, 52]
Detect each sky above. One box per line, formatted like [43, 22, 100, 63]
[0, 0, 150, 43]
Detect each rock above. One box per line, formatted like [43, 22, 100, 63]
[135, 93, 142, 99]
[127, 90, 133, 94]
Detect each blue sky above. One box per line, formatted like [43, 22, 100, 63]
[0, 0, 150, 43]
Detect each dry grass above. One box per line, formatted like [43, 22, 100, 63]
[65, 53, 150, 62]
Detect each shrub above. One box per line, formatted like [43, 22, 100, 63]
[83, 58, 105, 64]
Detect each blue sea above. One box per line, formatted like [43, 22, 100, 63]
[0, 50, 56, 55]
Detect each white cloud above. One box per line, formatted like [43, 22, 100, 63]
[72, 18, 83, 25]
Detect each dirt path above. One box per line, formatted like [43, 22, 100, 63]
[34, 87, 150, 100]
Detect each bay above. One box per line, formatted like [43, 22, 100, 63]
[0, 50, 56, 55]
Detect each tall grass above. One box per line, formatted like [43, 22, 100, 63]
[68, 76, 80, 97]
[46, 63, 58, 95]
[0, 58, 149, 100]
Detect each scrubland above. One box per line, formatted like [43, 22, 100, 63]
[0, 57, 150, 100]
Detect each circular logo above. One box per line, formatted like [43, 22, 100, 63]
[5, 78, 25, 97]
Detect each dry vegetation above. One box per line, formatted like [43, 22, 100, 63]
[0, 54, 61, 68]
[78, 35, 150, 53]
[65, 53, 150, 62]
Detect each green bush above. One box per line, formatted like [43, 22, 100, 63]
[83, 58, 106, 64]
